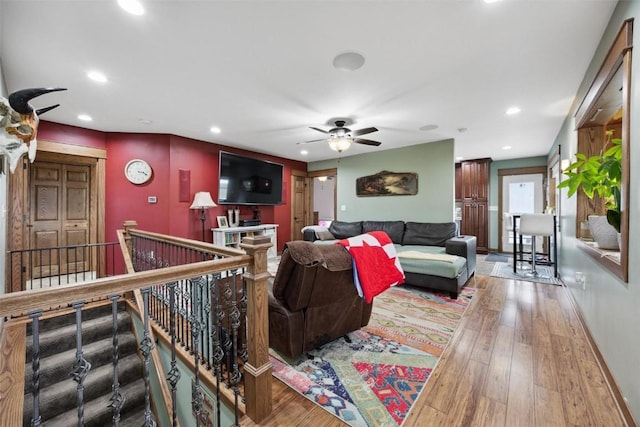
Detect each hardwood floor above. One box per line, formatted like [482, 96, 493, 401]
[241, 275, 634, 426]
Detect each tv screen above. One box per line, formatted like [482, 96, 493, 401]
[218, 152, 283, 205]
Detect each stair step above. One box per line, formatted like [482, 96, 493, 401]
[26, 311, 132, 361]
[26, 301, 127, 334]
[24, 331, 139, 394]
[40, 379, 150, 427]
[22, 353, 144, 424]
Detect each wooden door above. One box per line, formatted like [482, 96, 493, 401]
[455, 163, 462, 201]
[461, 162, 476, 200]
[30, 161, 91, 278]
[460, 202, 476, 237]
[290, 172, 308, 241]
[474, 160, 490, 200]
[475, 201, 488, 252]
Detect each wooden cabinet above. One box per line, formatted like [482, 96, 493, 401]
[461, 160, 489, 201]
[212, 224, 278, 260]
[458, 159, 491, 253]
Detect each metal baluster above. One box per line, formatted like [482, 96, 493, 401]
[52, 248, 56, 288]
[71, 301, 91, 427]
[240, 274, 248, 368]
[29, 309, 43, 427]
[230, 271, 241, 426]
[223, 272, 233, 387]
[204, 275, 212, 369]
[190, 277, 204, 427]
[108, 295, 125, 426]
[140, 287, 157, 427]
[211, 276, 223, 425]
[140, 287, 156, 427]
[166, 282, 181, 427]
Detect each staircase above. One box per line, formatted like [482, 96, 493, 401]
[23, 302, 154, 426]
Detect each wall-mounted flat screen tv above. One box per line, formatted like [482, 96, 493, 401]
[218, 151, 283, 205]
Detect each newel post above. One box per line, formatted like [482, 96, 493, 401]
[122, 220, 137, 261]
[239, 235, 273, 422]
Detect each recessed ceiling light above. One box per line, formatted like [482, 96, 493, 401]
[118, 0, 145, 15]
[502, 145, 512, 150]
[78, 114, 92, 122]
[87, 71, 107, 83]
[484, 0, 502, 3]
[506, 106, 521, 115]
[138, 118, 153, 125]
[333, 52, 365, 71]
[300, 150, 309, 155]
[210, 126, 221, 134]
[419, 124, 439, 131]
[456, 156, 464, 161]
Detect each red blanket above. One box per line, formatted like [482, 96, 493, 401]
[337, 231, 405, 303]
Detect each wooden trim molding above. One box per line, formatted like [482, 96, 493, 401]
[5, 141, 107, 293]
[573, 19, 632, 283]
[496, 166, 547, 253]
[38, 139, 107, 159]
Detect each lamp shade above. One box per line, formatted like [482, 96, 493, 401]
[190, 191, 217, 209]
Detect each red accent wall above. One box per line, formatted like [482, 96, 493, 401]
[39, 121, 107, 148]
[38, 122, 306, 253]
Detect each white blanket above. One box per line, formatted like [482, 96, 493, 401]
[397, 251, 459, 263]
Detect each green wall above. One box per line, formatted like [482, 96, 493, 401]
[0, 56, 7, 295]
[488, 156, 548, 250]
[550, 1, 640, 420]
[310, 139, 455, 223]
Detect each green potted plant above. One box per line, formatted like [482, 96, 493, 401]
[558, 131, 622, 247]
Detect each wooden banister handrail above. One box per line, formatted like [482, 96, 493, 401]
[0, 256, 251, 318]
[127, 227, 245, 257]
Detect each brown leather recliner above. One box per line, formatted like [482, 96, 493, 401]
[268, 241, 373, 358]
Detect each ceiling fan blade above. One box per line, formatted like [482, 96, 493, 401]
[309, 126, 329, 134]
[354, 138, 382, 147]
[351, 126, 378, 137]
[296, 138, 325, 145]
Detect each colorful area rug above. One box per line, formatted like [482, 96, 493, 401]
[269, 285, 475, 426]
[490, 261, 561, 285]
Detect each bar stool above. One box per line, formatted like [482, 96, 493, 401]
[518, 213, 555, 278]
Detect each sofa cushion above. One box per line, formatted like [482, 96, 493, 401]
[403, 222, 457, 246]
[361, 220, 405, 244]
[328, 221, 362, 239]
[395, 244, 466, 279]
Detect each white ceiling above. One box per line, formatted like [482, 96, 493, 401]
[0, 0, 616, 163]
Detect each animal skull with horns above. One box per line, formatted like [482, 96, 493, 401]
[0, 87, 67, 173]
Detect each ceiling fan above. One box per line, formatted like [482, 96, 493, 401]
[299, 120, 382, 152]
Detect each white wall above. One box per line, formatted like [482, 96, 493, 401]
[552, 1, 640, 420]
[313, 177, 335, 221]
[310, 139, 455, 223]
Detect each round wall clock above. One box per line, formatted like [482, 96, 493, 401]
[124, 159, 153, 184]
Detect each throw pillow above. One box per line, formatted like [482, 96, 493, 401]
[316, 230, 335, 241]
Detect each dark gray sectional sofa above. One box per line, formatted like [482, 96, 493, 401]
[302, 220, 477, 299]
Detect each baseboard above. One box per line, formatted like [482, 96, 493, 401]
[561, 283, 637, 427]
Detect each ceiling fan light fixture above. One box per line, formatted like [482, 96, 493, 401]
[328, 136, 352, 152]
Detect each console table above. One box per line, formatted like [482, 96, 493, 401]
[212, 224, 278, 260]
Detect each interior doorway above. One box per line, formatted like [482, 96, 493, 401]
[308, 169, 337, 226]
[497, 166, 546, 253]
